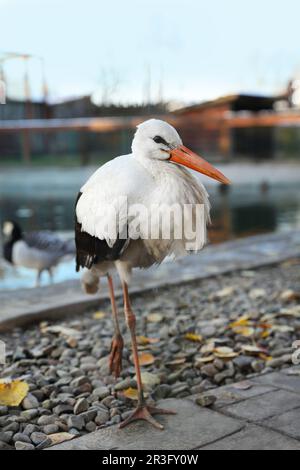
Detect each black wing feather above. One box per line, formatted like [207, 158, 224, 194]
[75, 192, 128, 272]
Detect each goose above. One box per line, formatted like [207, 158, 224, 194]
[2, 220, 75, 286]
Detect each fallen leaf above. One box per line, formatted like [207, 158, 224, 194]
[184, 333, 203, 343]
[147, 313, 163, 323]
[48, 433, 75, 446]
[229, 315, 251, 329]
[195, 355, 215, 365]
[166, 358, 187, 367]
[122, 387, 139, 400]
[136, 336, 159, 345]
[278, 307, 300, 318]
[233, 326, 255, 337]
[134, 352, 155, 366]
[271, 325, 294, 333]
[261, 330, 271, 339]
[249, 288, 266, 299]
[0, 379, 29, 407]
[66, 337, 78, 348]
[214, 347, 239, 359]
[93, 311, 106, 320]
[200, 342, 215, 354]
[259, 353, 273, 361]
[42, 325, 81, 338]
[215, 287, 235, 298]
[241, 345, 265, 355]
[280, 290, 300, 303]
[233, 381, 253, 391]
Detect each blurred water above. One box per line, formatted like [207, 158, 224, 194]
[0, 165, 300, 290]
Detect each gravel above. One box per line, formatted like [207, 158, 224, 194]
[0, 259, 299, 449]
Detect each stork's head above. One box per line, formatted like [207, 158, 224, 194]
[132, 119, 230, 184]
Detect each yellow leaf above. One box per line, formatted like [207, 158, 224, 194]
[132, 352, 155, 366]
[259, 353, 273, 361]
[229, 315, 251, 329]
[136, 336, 159, 345]
[147, 313, 163, 323]
[122, 387, 139, 400]
[184, 333, 203, 343]
[233, 326, 255, 337]
[261, 330, 270, 339]
[0, 379, 29, 407]
[214, 347, 239, 359]
[93, 311, 106, 320]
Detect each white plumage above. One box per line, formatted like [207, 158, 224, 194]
[76, 120, 211, 287]
[75, 119, 229, 429]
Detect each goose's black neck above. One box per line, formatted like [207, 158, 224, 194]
[7, 222, 23, 243]
[3, 222, 23, 264]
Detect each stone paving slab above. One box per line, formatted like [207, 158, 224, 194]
[220, 389, 300, 422]
[191, 381, 277, 409]
[48, 399, 244, 450]
[263, 409, 300, 440]
[1, 230, 300, 331]
[252, 370, 300, 394]
[48, 368, 300, 451]
[200, 424, 300, 450]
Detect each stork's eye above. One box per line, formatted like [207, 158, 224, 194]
[153, 135, 168, 146]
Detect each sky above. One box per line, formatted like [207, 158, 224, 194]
[1, 0, 300, 105]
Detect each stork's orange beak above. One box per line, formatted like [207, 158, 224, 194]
[169, 145, 231, 185]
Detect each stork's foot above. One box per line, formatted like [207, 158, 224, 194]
[119, 404, 176, 430]
[109, 334, 124, 378]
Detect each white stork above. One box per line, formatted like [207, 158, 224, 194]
[75, 119, 230, 429]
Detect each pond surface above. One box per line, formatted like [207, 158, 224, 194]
[0, 164, 300, 290]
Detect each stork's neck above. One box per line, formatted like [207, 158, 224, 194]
[133, 153, 188, 182]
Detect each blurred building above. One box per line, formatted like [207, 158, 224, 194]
[175, 94, 276, 160]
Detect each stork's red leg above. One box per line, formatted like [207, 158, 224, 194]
[120, 281, 176, 430]
[107, 274, 124, 378]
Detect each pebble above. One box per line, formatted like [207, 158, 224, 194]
[93, 386, 110, 400]
[0, 261, 298, 448]
[74, 398, 89, 415]
[195, 395, 217, 407]
[15, 441, 35, 451]
[67, 415, 85, 431]
[153, 384, 172, 399]
[43, 424, 59, 435]
[22, 394, 39, 410]
[13, 433, 32, 444]
[268, 355, 292, 368]
[0, 431, 13, 443]
[95, 410, 110, 426]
